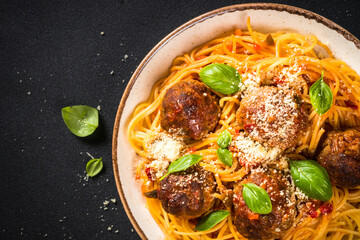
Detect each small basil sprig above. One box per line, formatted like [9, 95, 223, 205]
[216, 148, 233, 167]
[242, 183, 272, 214]
[86, 158, 103, 177]
[194, 210, 230, 231]
[290, 160, 332, 201]
[199, 63, 242, 95]
[217, 129, 232, 148]
[160, 154, 203, 180]
[309, 72, 333, 115]
[61, 105, 99, 137]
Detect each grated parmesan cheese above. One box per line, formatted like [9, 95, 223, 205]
[146, 132, 186, 178]
[231, 132, 281, 168]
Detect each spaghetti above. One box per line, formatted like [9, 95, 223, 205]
[127, 18, 360, 239]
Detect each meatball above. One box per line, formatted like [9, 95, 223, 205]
[161, 79, 220, 140]
[158, 166, 216, 218]
[317, 128, 360, 187]
[233, 168, 296, 240]
[236, 86, 308, 150]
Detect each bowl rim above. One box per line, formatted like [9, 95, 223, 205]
[112, 3, 360, 240]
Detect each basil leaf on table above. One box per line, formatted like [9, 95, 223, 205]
[159, 154, 203, 180]
[86, 158, 103, 177]
[61, 105, 99, 137]
[216, 148, 233, 167]
[199, 63, 242, 95]
[242, 183, 272, 214]
[195, 210, 230, 231]
[309, 72, 333, 115]
[290, 160, 332, 201]
[217, 129, 232, 148]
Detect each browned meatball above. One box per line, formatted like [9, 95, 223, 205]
[236, 86, 308, 150]
[233, 168, 296, 240]
[317, 128, 360, 187]
[161, 79, 220, 140]
[158, 166, 216, 218]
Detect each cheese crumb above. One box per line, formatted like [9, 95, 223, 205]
[146, 132, 186, 178]
[231, 132, 280, 168]
[146, 133, 185, 162]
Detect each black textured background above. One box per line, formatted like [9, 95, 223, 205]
[1, 0, 359, 239]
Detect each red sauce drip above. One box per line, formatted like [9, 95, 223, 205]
[196, 55, 206, 61]
[308, 209, 318, 218]
[244, 124, 256, 132]
[145, 167, 155, 182]
[319, 204, 333, 215]
[274, 76, 286, 85]
[254, 43, 261, 51]
[188, 147, 196, 154]
[233, 127, 240, 136]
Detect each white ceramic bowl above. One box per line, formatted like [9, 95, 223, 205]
[112, 3, 360, 240]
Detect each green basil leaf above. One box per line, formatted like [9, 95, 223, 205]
[199, 63, 242, 95]
[217, 129, 232, 148]
[242, 183, 272, 214]
[290, 160, 332, 201]
[195, 210, 230, 231]
[216, 148, 233, 167]
[61, 105, 99, 137]
[309, 72, 333, 115]
[160, 154, 203, 180]
[86, 158, 103, 177]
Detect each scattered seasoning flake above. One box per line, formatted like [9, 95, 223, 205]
[107, 226, 112, 231]
[97, 105, 101, 111]
[100, 32, 105, 35]
[27, 91, 31, 95]
[115, 230, 119, 234]
[103, 200, 110, 206]
[124, 54, 128, 59]
[110, 198, 116, 204]
[86, 152, 95, 159]
[131, 228, 134, 232]
[110, 70, 114, 75]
